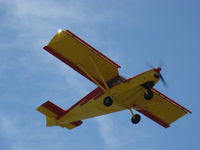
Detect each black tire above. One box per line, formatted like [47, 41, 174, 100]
[131, 114, 141, 124]
[144, 89, 154, 100]
[103, 96, 113, 107]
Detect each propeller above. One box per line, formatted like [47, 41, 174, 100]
[146, 61, 168, 88]
[157, 69, 168, 88]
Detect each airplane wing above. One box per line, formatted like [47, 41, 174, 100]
[44, 30, 120, 91]
[133, 88, 191, 128]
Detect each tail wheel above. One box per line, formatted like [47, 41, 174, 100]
[103, 96, 113, 107]
[131, 114, 141, 124]
[144, 89, 154, 100]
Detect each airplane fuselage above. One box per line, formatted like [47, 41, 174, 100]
[57, 69, 160, 124]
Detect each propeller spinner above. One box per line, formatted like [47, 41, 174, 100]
[154, 67, 168, 88]
[146, 61, 168, 88]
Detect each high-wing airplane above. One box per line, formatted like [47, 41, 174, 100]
[37, 30, 191, 130]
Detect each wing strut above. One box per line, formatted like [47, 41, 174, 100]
[89, 55, 110, 90]
[132, 102, 164, 110]
[77, 64, 107, 92]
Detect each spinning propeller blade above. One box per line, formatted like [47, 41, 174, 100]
[159, 73, 168, 88]
[146, 62, 168, 88]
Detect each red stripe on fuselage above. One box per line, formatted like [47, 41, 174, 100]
[44, 45, 106, 120]
[57, 87, 105, 119]
[79, 87, 105, 106]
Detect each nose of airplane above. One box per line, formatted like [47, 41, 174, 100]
[154, 67, 161, 73]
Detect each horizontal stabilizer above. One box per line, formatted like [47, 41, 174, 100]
[60, 120, 83, 130]
[37, 101, 64, 119]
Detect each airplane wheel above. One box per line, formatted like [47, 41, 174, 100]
[144, 89, 153, 100]
[103, 96, 113, 107]
[131, 114, 141, 124]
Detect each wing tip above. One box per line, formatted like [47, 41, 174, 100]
[152, 88, 192, 114]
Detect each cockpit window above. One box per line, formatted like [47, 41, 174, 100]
[107, 76, 126, 88]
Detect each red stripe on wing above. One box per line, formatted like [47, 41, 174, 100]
[44, 46, 106, 89]
[44, 46, 93, 82]
[152, 88, 191, 113]
[137, 109, 170, 128]
[65, 30, 121, 68]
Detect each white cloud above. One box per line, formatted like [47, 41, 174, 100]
[95, 116, 122, 150]
[0, 112, 71, 150]
[0, 0, 124, 65]
[0, 0, 95, 97]
[0, 0, 113, 33]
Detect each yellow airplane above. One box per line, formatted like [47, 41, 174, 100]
[37, 30, 191, 130]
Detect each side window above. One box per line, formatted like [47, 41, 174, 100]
[107, 76, 126, 88]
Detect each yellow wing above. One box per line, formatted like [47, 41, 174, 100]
[44, 30, 120, 91]
[133, 88, 191, 128]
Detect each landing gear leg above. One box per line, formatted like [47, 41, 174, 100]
[129, 109, 141, 124]
[142, 81, 154, 100]
[144, 89, 154, 100]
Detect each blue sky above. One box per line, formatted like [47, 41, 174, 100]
[0, 0, 199, 150]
